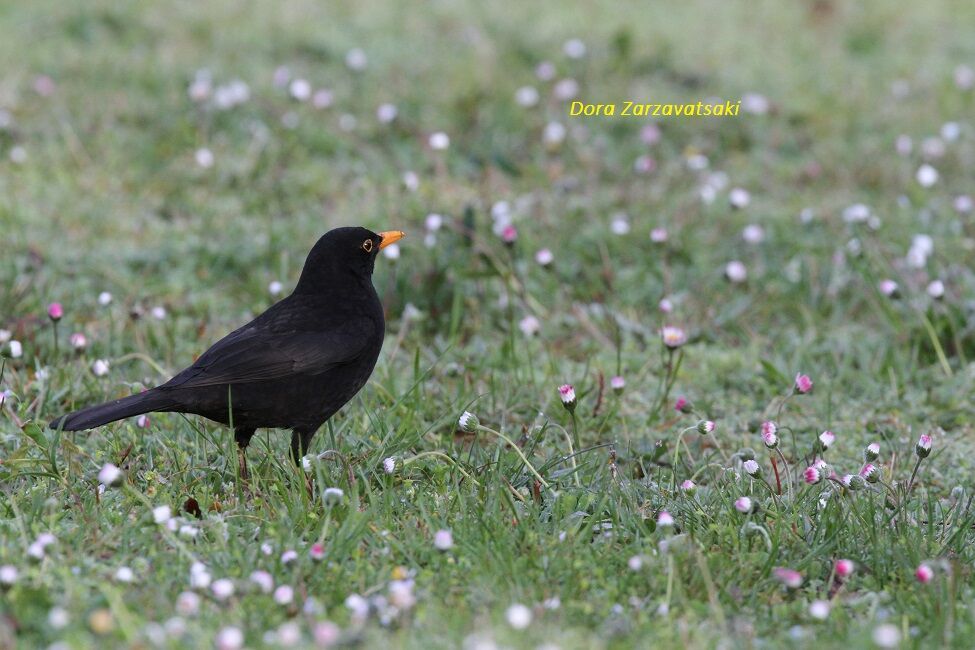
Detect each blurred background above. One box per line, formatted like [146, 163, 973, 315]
[3, 1, 975, 647]
[2, 0, 974, 449]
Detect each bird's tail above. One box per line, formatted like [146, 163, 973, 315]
[49, 390, 175, 431]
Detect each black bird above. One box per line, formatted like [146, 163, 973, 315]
[50, 226, 404, 475]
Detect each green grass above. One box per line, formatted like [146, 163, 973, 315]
[2, 0, 975, 647]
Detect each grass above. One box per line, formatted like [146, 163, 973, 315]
[2, 0, 975, 647]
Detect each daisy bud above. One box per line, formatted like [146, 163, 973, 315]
[194, 148, 214, 169]
[742, 224, 765, 244]
[428, 131, 450, 151]
[674, 396, 692, 413]
[915, 434, 932, 458]
[518, 315, 540, 337]
[514, 85, 539, 107]
[175, 591, 200, 616]
[842, 474, 866, 491]
[345, 594, 369, 622]
[835, 559, 855, 578]
[211, 578, 234, 600]
[98, 463, 123, 487]
[47, 303, 63, 321]
[738, 448, 756, 461]
[728, 188, 751, 209]
[535, 61, 556, 81]
[794, 373, 813, 394]
[458, 410, 479, 433]
[543, 121, 566, 146]
[915, 563, 934, 583]
[382, 243, 400, 260]
[249, 570, 274, 594]
[273, 585, 294, 605]
[860, 463, 879, 483]
[553, 78, 579, 101]
[733, 496, 753, 514]
[661, 326, 687, 349]
[809, 599, 831, 621]
[818, 430, 835, 452]
[916, 164, 939, 187]
[322, 487, 344, 505]
[505, 603, 532, 630]
[610, 213, 630, 235]
[92, 359, 110, 377]
[633, 155, 656, 174]
[500, 224, 517, 245]
[189, 565, 211, 590]
[376, 103, 398, 124]
[558, 384, 577, 412]
[152, 505, 172, 524]
[873, 624, 901, 648]
[0, 565, 19, 586]
[724, 260, 747, 283]
[743, 460, 761, 478]
[773, 567, 803, 589]
[69, 332, 87, 350]
[680, 479, 696, 493]
[656, 510, 674, 527]
[878, 279, 899, 298]
[864, 442, 880, 462]
[313, 622, 340, 647]
[696, 420, 715, 435]
[563, 38, 587, 59]
[27, 541, 46, 560]
[345, 48, 368, 71]
[433, 529, 453, 550]
[610, 375, 625, 394]
[309, 543, 325, 561]
[803, 466, 822, 485]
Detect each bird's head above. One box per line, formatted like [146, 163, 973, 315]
[295, 227, 404, 293]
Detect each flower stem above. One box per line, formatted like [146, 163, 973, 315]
[570, 411, 580, 450]
[670, 426, 696, 491]
[769, 454, 782, 495]
[906, 457, 923, 494]
[774, 448, 793, 499]
[477, 425, 550, 489]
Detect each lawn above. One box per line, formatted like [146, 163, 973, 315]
[2, 0, 975, 648]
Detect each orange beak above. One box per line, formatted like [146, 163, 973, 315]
[378, 231, 405, 250]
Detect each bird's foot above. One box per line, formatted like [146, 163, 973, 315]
[238, 448, 250, 481]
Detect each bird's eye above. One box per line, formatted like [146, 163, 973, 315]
[361, 239, 374, 253]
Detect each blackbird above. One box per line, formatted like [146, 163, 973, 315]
[49, 226, 404, 475]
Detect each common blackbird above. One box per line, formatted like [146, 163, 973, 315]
[50, 226, 404, 474]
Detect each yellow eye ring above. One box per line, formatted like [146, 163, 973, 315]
[362, 239, 374, 252]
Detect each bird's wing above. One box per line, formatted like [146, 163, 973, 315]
[163, 316, 376, 389]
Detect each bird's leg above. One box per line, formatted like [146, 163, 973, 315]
[291, 428, 317, 499]
[234, 427, 256, 480]
[290, 428, 317, 466]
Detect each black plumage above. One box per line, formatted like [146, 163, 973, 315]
[49, 226, 404, 472]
